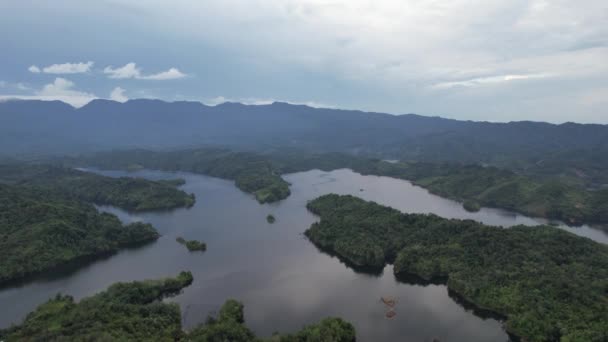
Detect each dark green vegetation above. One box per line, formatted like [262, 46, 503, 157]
[73, 149, 290, 204]
[74, 148, 608, 225]
[0, 272, 193, 341]
[266, 214, 276, 224]
[462, 200, 480, 212]
[305, 194, 608, 341]
[0, 273, 355, 342]
[176, 237, 207, 252]
[0, 163, 196, 285]
[189, 299, 355, 342]
[0, 183, 160, 286]
[0, 163, 195, 212]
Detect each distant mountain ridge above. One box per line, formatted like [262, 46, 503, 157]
[1, 99, 607, 182]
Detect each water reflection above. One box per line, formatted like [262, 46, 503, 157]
[3, 168, 602, 341]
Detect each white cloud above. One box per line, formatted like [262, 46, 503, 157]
[0, 82, 31, 91]
[42, 61, 94, 74]
[140, 67, 187, 80]
[104, 62, 187, 80]
[36, 77, 97, 106]
[104, 62, 141, 79]
[16, 83, 30, 91]
[109, 87, 128, 102]
[0, 78, 97, 107]
[28, 65, 41, 73]
[431, 73, 552, 89]
[204, 95, 334, 108]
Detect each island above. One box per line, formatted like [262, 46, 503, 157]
[266, 214, 276, 223]
[0, 273, 356, 341]
[176, 237, 207, 252]
[462, 200, 481, 212]
[305, 194, 608, 342]
[0, 184, 160, 286]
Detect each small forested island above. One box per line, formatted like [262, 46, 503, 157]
[0, 163, 195, 212]
[0, 272, 355, 341]
[266, 214, 276, 223]
[305, 194, 608, 342]
[176, 237, 207, 251]
[462, 200, 481, 212]
[0, 184, 160, 286]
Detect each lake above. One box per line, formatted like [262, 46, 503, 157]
[1, 168, 606, 341]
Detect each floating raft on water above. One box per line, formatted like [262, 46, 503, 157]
[381, 296, 398, 319]
[381, 296, 397, 308]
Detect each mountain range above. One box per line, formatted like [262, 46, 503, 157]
[1, 99, 607, 184]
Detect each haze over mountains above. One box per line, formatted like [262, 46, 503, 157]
[1, 99, 607, 169]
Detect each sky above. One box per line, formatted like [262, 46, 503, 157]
[0, 0, 607, 123]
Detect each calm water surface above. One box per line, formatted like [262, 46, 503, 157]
[1, 168, 606, 341]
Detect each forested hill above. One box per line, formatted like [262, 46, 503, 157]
[2, 99, 607, 182]
[0, 184, 160, 286]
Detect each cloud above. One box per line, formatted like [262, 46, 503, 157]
[0, 82, 31, 91]
[36, 77, 97, 106]
[4, 1, 608, 122]
[16, 83, 30, 91]
[28, 65, 41, 73]
[104, 62, 141, 79]
[104, 62, 187, 80]
[140, 67, 187, 80]
[42, 61, 94, 74]
[109, 87, 128, 102]
[0, 78, 97, 107]
[431, 73, 552, 89]
[204, 95, 334, 108]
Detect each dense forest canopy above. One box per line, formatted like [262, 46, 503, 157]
[0, 272, 355, 342]
[0, 183, 160, 285]
[0, 163, 200, 285]
[305, 194, 608, 341]
[0, 163, 195, 211]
